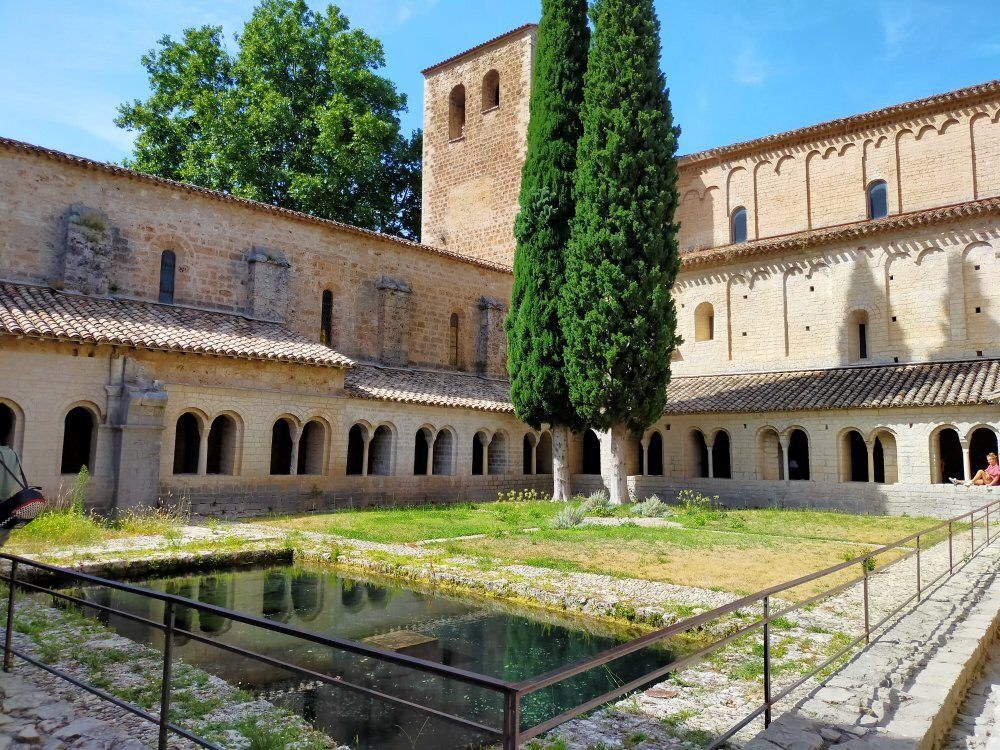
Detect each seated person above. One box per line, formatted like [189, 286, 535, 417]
[951, 452, 1000, 486]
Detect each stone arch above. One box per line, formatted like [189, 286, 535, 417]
[488, 430, 508, 475]
[839, 428, 869, 482]
[61, 402, 100, 476]
[694, 301, 715, 342]
[536, 431, 553, 475]
[930, 425, 964, 484]
[291, 571, 324, 623]
[582, 429, 601, 475]
[413, 425, 434, 476]
[269, 417, 297, 476]
[0, 398, 24, 452]
[346, 423, 367, 476]
[967, 425, 999, 478]
[472, 429, 490, 475]
[786, 427, 810, 480]
[368, 424, 394, 476]
[686, 429, 708, 478]
[172, 409, 206, 476]
[870, 428, 898, 484]
[449, 84, 466, 139]
[756, 426, 783, 481]
[482, 69, 500, 110]
[298, 418, 327, 476]
[712, 429, 732, 479]
[320, 289, 335, 347]
[206, 412, 240, 475]
[158, 249, 176, 304]
[522, 432, 538, 475]
[432, 427, 456, 476]
[647, 430, 664, 476]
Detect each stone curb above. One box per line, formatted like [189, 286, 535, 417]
[746, 542, 1000, 750]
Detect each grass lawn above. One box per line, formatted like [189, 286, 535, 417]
[254, 501, 565, 543]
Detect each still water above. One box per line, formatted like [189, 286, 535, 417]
[69, 566, 671, 749]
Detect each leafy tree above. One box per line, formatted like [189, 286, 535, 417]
[115, 0, 421, 239]
[562, 0, 681, 504]
[504, 0, 589, 500]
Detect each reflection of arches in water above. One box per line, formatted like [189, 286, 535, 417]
[198, 576, 233, 634]
[291, 572, 323, 621]
[340, 579, 365, 611]
[262, 570, 290, 620]
[164, 579, 196, 641]
[365, 584, 389, 609]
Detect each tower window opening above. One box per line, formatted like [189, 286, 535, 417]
[448, 85, 466, 140]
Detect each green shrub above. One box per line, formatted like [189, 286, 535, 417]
[580, 489, 613, 516]
[630, 495, 667, 517]
[550, 504, 586, 529]
[676, 489, 723, 526]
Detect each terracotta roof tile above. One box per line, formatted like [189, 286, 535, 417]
[663, 360, 1000, 415]
[421, 24, 537, 75]
[346, 365, 514, 413]
[0, 283, 351, 367]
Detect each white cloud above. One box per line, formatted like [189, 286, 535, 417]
[733, 41, 771, 86]
[879, 2, 916, 58]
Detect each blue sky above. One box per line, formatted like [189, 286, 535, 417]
[1, 1, 998, 164]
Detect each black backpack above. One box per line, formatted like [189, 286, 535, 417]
[0, 451, 45, 529]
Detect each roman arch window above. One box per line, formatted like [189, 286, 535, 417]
[0, 402, 15, 448]
[488, 432, 508, 475]
[367, 426, 393, 476]
[414, 427, 432, 475]
[346, 425, 365, 475]
[787, 429, 810, 480]
[61, 406, 95, 475]
[867, 180, 888, 220]
[298, 420, 326, 475]
[482, 69, 500, 110]
[687, 430, 709, 478]
[694, 302, 714, 342]
[449, 313, 460, 367]
[522, 434, 536, 475]
[472, 432, 488, 475]
[848, 310, 869, 361]
[841, 429, 869, 482]
[757, 428, 783, 480]
[713, 431, 732, 479]
[647, 432, 664, 476]
[730, 207, 748, 244]
[158, 250, 176, 304]
[582, 429, 601, 475]
[173, 412, 201, 475]
[269, 418, 294, 475]
[206, 415, 237, 475]
[433, 428, 455, 475]
[320, 290, 334, 347]
[449, 84, 466, 140]
[935, 427, 964, 483]
[536, 432, 553, 474]
[873, 430, 898, 484]
[969, 427, 999, 478]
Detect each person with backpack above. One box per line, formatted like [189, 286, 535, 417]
[0, 445, 45, 541]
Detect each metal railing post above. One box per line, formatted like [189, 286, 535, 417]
[948, 521, 953, 574]
[158, 600, 176, 750]
[862, 559, 870, 644]
[916, 535, 921, 602]
[502, 689, 520, 750]
[763, 595, 772, 727]
[3, 561, 17, 673]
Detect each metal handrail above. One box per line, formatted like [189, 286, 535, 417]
[0, 497, 995, 750]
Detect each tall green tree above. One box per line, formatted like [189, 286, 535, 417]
[504, 0, 589, 501]
[115, 0, 421, 239]
[562, 0, 681, 504]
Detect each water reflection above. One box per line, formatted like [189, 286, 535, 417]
[63, 567, 672, 750]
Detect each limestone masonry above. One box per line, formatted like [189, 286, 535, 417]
[0, 25, 998, 516]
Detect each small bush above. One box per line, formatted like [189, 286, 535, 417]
[550, 504, 586, 529]
[843, 548, 877, 571]
[676, 489, 723, 526]
[496, 488, 548, 503]
[580, 489, 613, 516]
[630, 495, 667, 517]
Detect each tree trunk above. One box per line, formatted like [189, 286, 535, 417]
[551, 423, 572, 501]
[607, 423, 630, 505]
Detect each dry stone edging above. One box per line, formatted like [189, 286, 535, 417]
[746, 542, 1000, 750]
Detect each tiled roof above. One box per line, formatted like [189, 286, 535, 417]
[346, 365, 514, 413]
[680, 196, 1000, 269]
[0, 283, 352, 367]
[0, 137, 509, 274]
[663, 360, 1000, 415]
[679, 78, 1000, 166]
[421, 24, 537, 75]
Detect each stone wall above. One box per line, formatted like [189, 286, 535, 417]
[420, 27, 534, 267]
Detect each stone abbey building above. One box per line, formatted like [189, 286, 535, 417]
[1, 25, 999, 518]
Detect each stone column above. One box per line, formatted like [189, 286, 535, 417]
[107, 383, 168, 512]
[962, 440, 972, 481]
[778, 433, 790, 482]
[640, 436, 650, 477]
[197, 423, 210, 476]
[529, 440, 537, 476]
[482, 435, 490, 476]
[866, 439, 876, 483]
[705, 438, 715, 479]
[289, 423, 302, 476]
[427, 431, 437, 476]
[361, 436, 371, 477]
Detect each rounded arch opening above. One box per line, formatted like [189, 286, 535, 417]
[840, 429, 868, 482]
[787, 429, 810, 481]
[522, 433, 537, 475]
[413, 427, 432, 476]
[158, 249, 176, 304]
[686, 430, 708, 478]
[757, 427, 783, 480]
[647, 432, 664, 476]
[935, 426, 964, 483]
[0, 402, 16, 449]
[448, 84, 466, 139]
[536, 432, 553, 475]
[269, 418, 294, 475]
[62, 405, 97, 476]
[873, 429, 898, 484]
[298, 419, 326, 476]
[712, 431, 731, 479]
[173, 412, 201, 475]
[482, 69, 500, 110]
[582, 429, 601, 475]
[867, 179, 888, 219]
[346, 424, 366, 476]
[433, 428, 455, 476]
[472, 431, 488, 475]
[488, 432, 508, 475]
[730, 206, 748, 244]
[368, 425, 393, 476]
[694, 302, 715, 342]
[206, 414, 238, 475]
[969, 427, 999, 478]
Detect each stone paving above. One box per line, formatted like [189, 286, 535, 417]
[944, 637, 1000, 750]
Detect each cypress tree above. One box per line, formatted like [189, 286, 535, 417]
[562, 0, 681, 504]
[504, 0, 589, 500]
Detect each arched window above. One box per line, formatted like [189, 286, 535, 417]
[0, 403, 14, 448]
[346, 425, 365, 475]
[488, 432, 508, 475]
[647, 432, 664, 476]
[433, 429, 454, 476]
[694, 302, 715, 342]
[61, 406, 95, 475]
[730, 207, 748, 244]
[841, 430, 868, 482]
[320, 290, 334, 347]
[449, 84, 466, 140]
[472, 432, 487, 475]
[206, 415, 237, 475]
[482, 70, 500, 110]
[173, 413, 201, 475]
[449, 313, 460, 367]
[712, 432, 731, 479]
[687, 430, 709, 478]
[413, 428, 431, 475]
[159, 250, 176, 304]
[937, 427, 964, 483]
[522, 434, 535, 475]
[269, 419, 294, 475]
[867, 180, 888, 220]
[873, 430, 898, 484]
[298, 420, 326, 475]
[536, 432, 553, 474]
[582, 430, 601, 475]
[969, 427, 999, 477]
[848, 310, 869, 361]
[787, 429, 810, 480]
[367, 426, 393, 476]
[757, 428, 783, 480]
